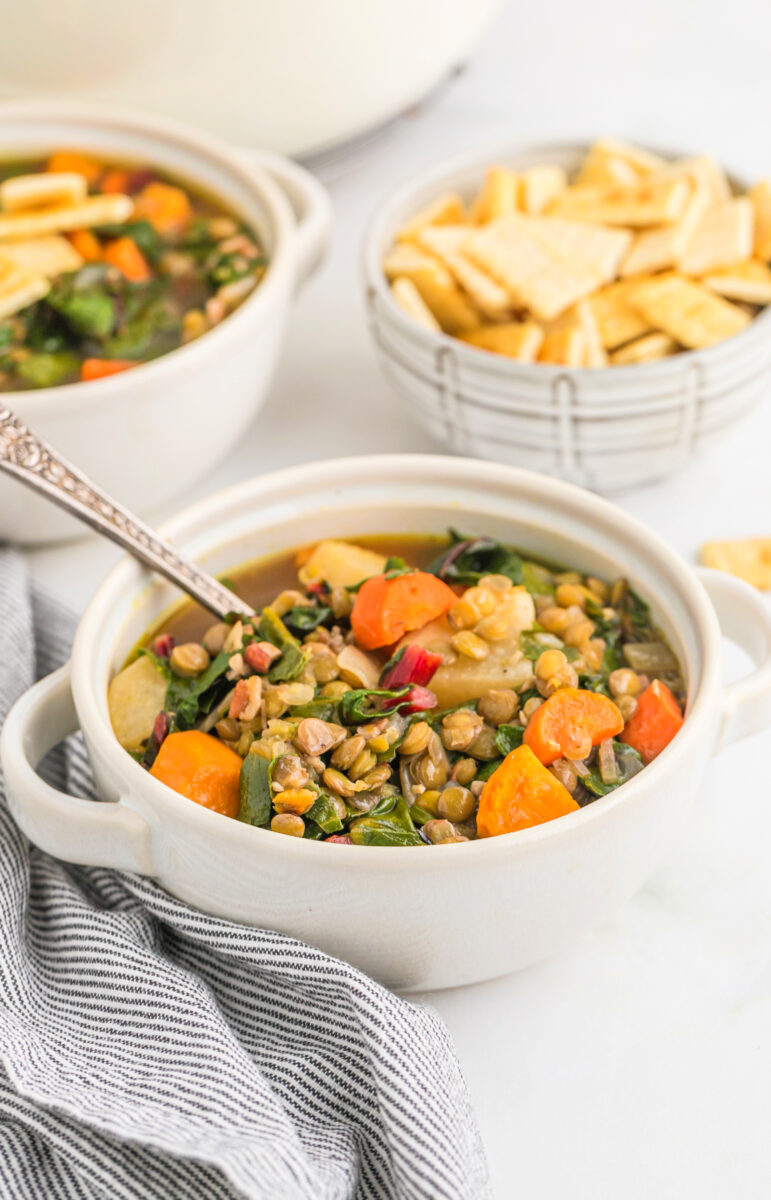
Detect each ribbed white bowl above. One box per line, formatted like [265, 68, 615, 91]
[364, 142, 771, 491]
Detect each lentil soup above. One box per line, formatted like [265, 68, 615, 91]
[108, 533, 686, 845]
[0, 150, 267, 389]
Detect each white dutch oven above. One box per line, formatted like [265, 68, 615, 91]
[364, 143, 771, 491]
[0, 1, 505, 157]
[0, 100, 331, 544]
[4, 455, 771, 992]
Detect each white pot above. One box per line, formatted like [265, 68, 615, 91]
[0, 100, 331, 544]
[4, 455, 771, 991]
[0, 1, 505, 157]
[363, 142, 771, 492]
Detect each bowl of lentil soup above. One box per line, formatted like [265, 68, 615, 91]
[5, 455, 771, 990]
[0, 100, 330, 543]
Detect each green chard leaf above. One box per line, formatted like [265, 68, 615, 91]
[282, 604, 333, 635]
[238, 754, 273, 826]
[164, 650, 231, 729]
[494, 724, 525, 755]
[427, 531, 524, 586]
[16, 350, 80, 388]
[339, 686, 412, 724]
[307, 792, 344, 834]
[348, 796, 424, 846]
[47, 273, 116, 339]
[475, 758, 504, 782]
[256, 606, 310, 682]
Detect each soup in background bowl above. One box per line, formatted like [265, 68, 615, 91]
[0, 149, 267, 388]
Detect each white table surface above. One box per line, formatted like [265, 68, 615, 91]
[23, 2, 771, 1195]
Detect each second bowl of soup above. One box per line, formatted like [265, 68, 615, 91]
[0, 100, 330, 542]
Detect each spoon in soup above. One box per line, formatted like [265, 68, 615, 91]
[0, 406, 254, 620]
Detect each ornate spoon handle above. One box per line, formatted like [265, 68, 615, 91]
[0, 407, 253, 620]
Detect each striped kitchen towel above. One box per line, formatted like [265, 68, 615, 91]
[0, 551, 491, 1200]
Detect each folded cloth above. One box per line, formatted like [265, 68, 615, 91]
[0, 552, 491, 1200]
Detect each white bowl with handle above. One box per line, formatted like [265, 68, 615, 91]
[364, 142, 771, 491]
[0, 99, 331, 544]
[4, 454, 771, 991]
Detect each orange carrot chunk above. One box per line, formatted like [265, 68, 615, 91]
[101, 168, 131, 194]
[103, 236, 151, 282]
[620, 680, 683, 764]
[150, 730, 242, 818]
[134, 180, 191, 235]
[80, 358, 136, 382]
[524, 686, 624, 765]
[46, 151, 101, 186]
[477, 744, 579, 837]
[68, 229, 102, 262]
[351, 570, 456, 650]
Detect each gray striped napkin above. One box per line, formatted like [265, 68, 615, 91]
[0, 551, 491, 1200]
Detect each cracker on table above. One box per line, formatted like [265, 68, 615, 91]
[700, 538, 771, 589]
[750, 179, 771, 260]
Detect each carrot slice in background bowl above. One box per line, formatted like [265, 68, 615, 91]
[477, 744, 579, 837]
[351, 570, 456, 650]
[524, 687, 624, 765]
[80, 358, 136, 382]
[102, 236, 151, 282]
[620, 680, 683, 764]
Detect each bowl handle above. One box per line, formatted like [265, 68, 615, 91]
[697, 566, 771, 751]
[237, 148, 331, 292]
[1, 663, 154, 872]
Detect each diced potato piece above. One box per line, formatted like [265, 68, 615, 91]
[298, 540, 387, 589]
[108, 654, 167, 752]
[398, 587, 536, 707]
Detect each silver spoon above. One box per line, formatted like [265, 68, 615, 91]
[0, 406, 253, 620]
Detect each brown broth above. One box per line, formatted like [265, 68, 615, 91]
[143, 534, 450, 649]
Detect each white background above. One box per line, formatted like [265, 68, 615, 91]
[24, 2, 771, 1195]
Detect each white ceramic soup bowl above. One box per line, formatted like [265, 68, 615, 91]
[0, 99, 331, 544]
[4, 455, 771, 992]
[364, 142, 771, 492]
